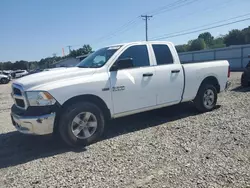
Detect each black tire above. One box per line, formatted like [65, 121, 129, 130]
[194, 84, 218, 113]
[0, 78, 9, 84]
[241, 74, 249, 87]
[59, 102, 105, 147]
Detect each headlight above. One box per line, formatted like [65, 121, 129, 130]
[26, 91, 56, 106]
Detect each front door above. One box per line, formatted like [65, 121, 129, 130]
[109, 44, 157, 114]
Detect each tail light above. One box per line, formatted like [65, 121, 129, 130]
[228, 66, 230, 78]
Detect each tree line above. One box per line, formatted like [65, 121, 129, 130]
[1, 26, 250, 70]
[176, 26, 250, 53]
[0, 45, 92, 71]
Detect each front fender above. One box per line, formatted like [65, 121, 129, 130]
[37, 73, 113, 116]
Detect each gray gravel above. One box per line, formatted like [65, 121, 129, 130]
[0, 72, 249, 188]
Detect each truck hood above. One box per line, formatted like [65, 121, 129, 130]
[14, 67, 96, 91]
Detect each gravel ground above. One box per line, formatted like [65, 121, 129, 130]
[0, 72, 249, 188]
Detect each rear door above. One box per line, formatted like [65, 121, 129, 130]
[150, 43, 184, 105]
[109, 44, 157, 115]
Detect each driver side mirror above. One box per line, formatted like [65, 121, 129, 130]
[110, 58, 133, 71]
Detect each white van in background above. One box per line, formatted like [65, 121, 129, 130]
[14, 70, 29, 78]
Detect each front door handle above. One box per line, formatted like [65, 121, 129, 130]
[171, 70, 180, 73]
[143, 73, 153, 77]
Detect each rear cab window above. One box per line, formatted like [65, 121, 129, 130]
[152, 44, 174, 65]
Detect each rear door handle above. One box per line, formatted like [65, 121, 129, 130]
[143, 73, 153, 77]
[171, 70, 180, 73]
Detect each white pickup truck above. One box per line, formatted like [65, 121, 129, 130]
[11, 41, 230, 146]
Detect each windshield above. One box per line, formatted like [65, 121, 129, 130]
[77, 46, 122, 68]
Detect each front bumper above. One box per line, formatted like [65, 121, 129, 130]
[11, 112, 55, 135]
[10, 104, 59, 135]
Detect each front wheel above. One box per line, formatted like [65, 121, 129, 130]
[194, 84, 218, 113]
[59, 102, 105, 147]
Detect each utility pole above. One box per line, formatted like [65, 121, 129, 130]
[141, 15, 153, 41]
[67, 45, 72, 54]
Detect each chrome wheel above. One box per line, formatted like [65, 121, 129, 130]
[203, 89, 215, 109]
[71, 112, 98, 139]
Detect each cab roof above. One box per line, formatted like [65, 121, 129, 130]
[107, 41, 173, 48]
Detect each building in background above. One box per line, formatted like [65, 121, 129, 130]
[52, 54, 90, 68]
[52, 57, 80, 68]
[76, 54, 89, 61]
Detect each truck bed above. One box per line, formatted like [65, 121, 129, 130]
[181, 60, 227, 64]
[181, 60, 229, 102]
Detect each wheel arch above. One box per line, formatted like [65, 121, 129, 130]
[54, 94, 111, 133]
[194, 76, 219, 112]
[198, 76, 220, 94]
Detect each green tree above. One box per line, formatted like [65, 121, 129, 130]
[189, 38, 206, 51]
[69, 44, 92, 58]
[187, 40, 193, 45]
[242, 26, 250, 44]
[13, 60, 28, 70]
[209, 36, 226, 49]
[224, 29, 245, 46]
[82, 44, 92, 54]
[198, 32, 214, 47]
[28, 61, 39, 70]
[0, 61, 13, 70]
[176, 44, 189, 53]
[0, 44, 93, 70]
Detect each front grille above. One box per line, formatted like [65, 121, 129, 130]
[13, 88, 22, 96]
[15, 99, 25, 108]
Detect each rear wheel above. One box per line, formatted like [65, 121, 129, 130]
[194, 84, 217, 112]
[59, 102, 105, 147]
[0, 78, 9, 84]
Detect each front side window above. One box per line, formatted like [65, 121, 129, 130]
[77, 46, 122, 68]
[117, 45, 150, 68]
[152, 44, 174, 65]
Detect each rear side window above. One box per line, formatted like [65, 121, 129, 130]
[118, 45, 150, 68]
[152, 44, 173, 65]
